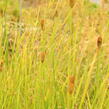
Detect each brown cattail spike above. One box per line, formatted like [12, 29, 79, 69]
[97, 36, 102, 48]
[68, 75, 75, 94]
[0, 60, 4, 72]
[39, 51, 47, 63]
[40, 19, 45, 31]
[69, 0, 75, 8]
[54, 10, 58, 18]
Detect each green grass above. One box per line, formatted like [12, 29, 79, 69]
[0, 0, 109, 109]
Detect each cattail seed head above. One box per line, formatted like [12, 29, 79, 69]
[97, 36, 102, 48]
[39, 51, 47, 63]
[69, 0, 75, 8]
[0, 60, 4, 72]
[40, 19, 45, 31]
[54, 10, 58, 18]
[68, 75, 75, 94]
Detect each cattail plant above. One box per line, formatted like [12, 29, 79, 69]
[2, 0, 9, 65]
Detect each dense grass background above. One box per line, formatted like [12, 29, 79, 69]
[0, 0, 109, 109]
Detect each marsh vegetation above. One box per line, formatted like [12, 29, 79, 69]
[0, 0, 109, 109]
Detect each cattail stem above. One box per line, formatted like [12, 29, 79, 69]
[18, 0, 22, 35]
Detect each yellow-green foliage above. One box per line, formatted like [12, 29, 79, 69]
[0, 0, 109, 109]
